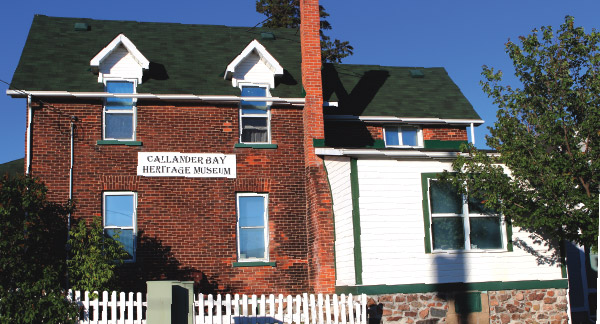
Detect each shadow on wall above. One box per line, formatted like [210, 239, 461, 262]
[117, 231, 222, 294]
[434, 254, 472, 324]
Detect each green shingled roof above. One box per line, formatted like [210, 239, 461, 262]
[322, 64, 481, 119]
[11, 15, 480, 120]
[10, 15, 303, 97]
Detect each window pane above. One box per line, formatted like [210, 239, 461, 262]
[105, 113, 134, 139]
[239, 228, 265, 259]
[106, 81, 134, 110]
[238, 196, 265, 227]
[241, 117, 268, 143]
[241, 86, 267, 110]
[105, 195, 134, 227]
[241, 107, 268, 115]
[432, 217, 464, 250]
[468, 194, 497, 215]
[385, 127, 399, 146]
[470, 217, 502, 249]
[430, 180, 462, 214]
[401, 127, 418, 146]
[106, 228, 134, 259]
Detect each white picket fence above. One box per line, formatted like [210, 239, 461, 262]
[195, 293, 367, 324]
[68, 290, 147, 324]
[68, 291, 367, 324]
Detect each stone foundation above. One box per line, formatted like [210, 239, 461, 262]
[366, 289, 568, 324]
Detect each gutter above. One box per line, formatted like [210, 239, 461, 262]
[324, 115, 485, 126]
[6, 90, 310, 106]
[315, 147, 459, 159]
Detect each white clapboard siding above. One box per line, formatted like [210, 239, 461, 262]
[194, 293, 366, 324]
[99, 45, 143, 81]
[326, 157, 564, 286]
[68, 290, 146, 324]
[324, 156, 355, 286]
[233, 52, 275, 86]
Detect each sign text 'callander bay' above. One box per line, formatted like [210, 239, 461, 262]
[137, 152, 236, 178]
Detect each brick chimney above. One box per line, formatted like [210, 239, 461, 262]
[300, 0, 336, 294]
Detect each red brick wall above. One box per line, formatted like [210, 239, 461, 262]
[29, 99, 310, 294]
[423, 126, 467, 141]
[301, 0, 336, 294]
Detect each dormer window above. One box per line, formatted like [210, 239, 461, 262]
[104, 80, 136, 140]
[384, 125, 423, 147]
[240, 86, 270, 143]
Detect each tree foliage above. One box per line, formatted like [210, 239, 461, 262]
[256, 0, 353, 63]
[68, 217, 128, 294]
[0, 175, 78, 323]
[446, 16, 600, 248]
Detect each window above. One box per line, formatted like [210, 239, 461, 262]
[240, 86, 270, 143]
[384, 125, 422, 147]
[103, 192, 137, 261]
[236, 193, 268, 261]
[104, 80, 136, 140]
[424, 176, 504, 251]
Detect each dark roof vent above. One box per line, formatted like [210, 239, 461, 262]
[261, 32, 275, 40]
[409, 69, 424, 78]
[74, 22, 90, 31]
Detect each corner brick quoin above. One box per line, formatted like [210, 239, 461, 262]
[367, 289, 568, 324]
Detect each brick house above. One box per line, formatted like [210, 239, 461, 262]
[8, 0, 569, 322]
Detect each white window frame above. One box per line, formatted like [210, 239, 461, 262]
[236, 193, 269, 262]
[383, 125, 423, 148]
[427, 178, 506, 252]
[103, 78, 137, 141]
[238, 84, 271, 144]
[103, 191, 137, 262]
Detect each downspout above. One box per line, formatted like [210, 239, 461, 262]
[470, 122, 475, 146]
[25, 94, 32, 175]
[66, 116, 76, 289]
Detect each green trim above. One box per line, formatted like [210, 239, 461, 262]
[96, 140, 143, 146]
[233, 261, 276, 267]
[350, 158, 363, 285]
[421, 173, 437, 253]
[560, 241, 567, 278]
[367, 139, 386, 149]
[322, 160, 337, 281]
[335, 279, 569, 295]
[424, 140, 467, 150]
[455, 292, 482, 313]
[313, 139, 326, 147]
[505, 217, 513, 252]
[234, 143, 278, 149]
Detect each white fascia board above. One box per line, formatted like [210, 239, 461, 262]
[90, 34, 150, 70]
[315, 147, 459, 159]
[5, 90, 305, 105]
[224, 39, 284, 86]
[324, 115, 485, 126]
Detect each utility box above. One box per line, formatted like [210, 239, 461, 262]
[147, 280, 194, 324]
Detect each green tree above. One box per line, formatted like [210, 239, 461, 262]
[256, 0, 353, 63]
[0, 175, 78, 323]
[68, 217, 128, 294]
[446, 16, 600, 249]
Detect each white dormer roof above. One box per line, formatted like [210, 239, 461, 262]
[225, 39, 284, 88]
[90, 34, 150, 84]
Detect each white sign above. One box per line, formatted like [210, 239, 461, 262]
[137, 152, 236, 178]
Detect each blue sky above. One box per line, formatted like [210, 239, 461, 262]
[1, 0, 599, 164]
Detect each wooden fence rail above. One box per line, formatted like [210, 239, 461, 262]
[68, 290, 147, 324]
[194, 293, 367, 324]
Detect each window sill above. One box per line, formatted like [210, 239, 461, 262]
[234, 143, 278, 149]
[431, 249, 508, 254]
[97, 140, 143, 146]
[233, 261, 276, 267]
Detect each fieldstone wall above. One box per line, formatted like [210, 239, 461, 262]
[488, 289, 568, 324]
[366, 288, 568, 324]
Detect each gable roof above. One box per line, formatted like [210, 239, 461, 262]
[225, 39, 284, 88]
[90, 33, 150, 71]
[322, 64, 481, 120]
[10, 15, 480, 120]
[10, 15, 303, 98]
